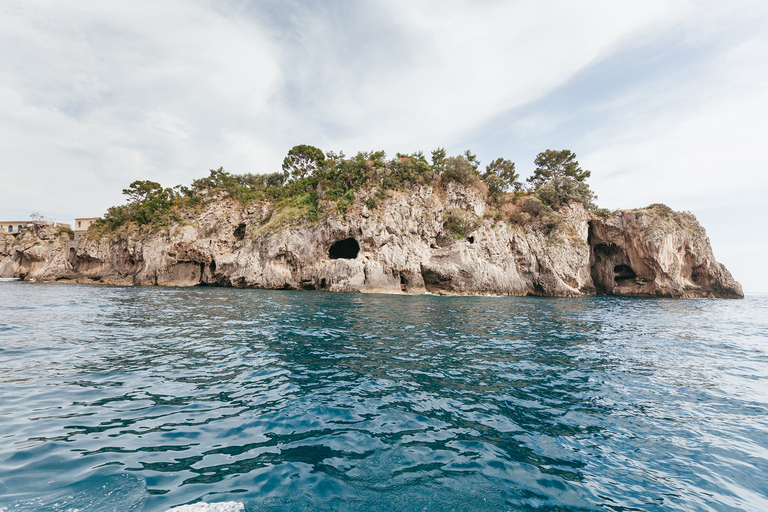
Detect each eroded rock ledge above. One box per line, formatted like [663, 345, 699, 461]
[0, 184, 743, 298]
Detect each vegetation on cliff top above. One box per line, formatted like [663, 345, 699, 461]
[95, 146, 597, 236]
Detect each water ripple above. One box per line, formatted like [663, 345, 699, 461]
[0, 283, 767, 511]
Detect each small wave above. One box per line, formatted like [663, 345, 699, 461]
[166, 502, 244, 512]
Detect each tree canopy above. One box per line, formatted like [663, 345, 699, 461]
[282, 144, 325, 180]
[463, 149, 480, 170]
[122, 180, 166, 203]
[527, 149, 590, 188]
[430, 147, 446, 174]
[483, 158, 520, 196]
[442, 155, 479, 184]
[525, 150, 595, 209]
[118, 180, 180, 226]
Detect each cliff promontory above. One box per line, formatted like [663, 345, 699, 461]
[0, 148, 743, 298]
[1, 185, 742, 298]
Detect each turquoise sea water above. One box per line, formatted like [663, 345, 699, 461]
[0, 282, 766, 511]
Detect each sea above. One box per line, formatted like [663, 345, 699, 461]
[0, 282, 766, 512]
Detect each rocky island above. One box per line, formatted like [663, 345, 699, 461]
[0, 147, 743, 298]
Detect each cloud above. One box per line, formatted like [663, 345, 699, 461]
[1, 0, 685, 221]
[271, 0, 684, 154]
[0, 0, 281, 218]
[573, 2, 768, 209]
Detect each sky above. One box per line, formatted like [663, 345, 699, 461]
[1, 0, 766, 292]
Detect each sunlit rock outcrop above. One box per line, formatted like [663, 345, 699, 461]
[588, 209, 743, 298]
[0, 184, 743, 298]
[0, 226, 70, 281]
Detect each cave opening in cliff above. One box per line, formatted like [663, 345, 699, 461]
[691, 265, 707, 285]
[590, 238, 633, 294]
[329, 237, 360, 259]
[614, 264, 636, 282]
[234, 223, 246, 241]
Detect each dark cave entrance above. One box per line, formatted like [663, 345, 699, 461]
[329, 237, 360, 259]
[234, 223, 246, 241]
[691, 265, 707, 285]
[613, 264, 636, 283]
[588, 220, 643, 295]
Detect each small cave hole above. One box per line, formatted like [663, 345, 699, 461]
[691, 266, 707, 285]
[233, 223, 246, 241]
[467, 236, 475, 244]
[400, 273, 407, 292]
[614, 264, 636, 282]
[329, 237, 360, 259]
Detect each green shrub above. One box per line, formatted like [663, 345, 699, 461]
[336, 190, 356, 213]
[538, 211, 564, 235]
[365, 196, 379, 210]
[536, 176, 596, 210]
[647, 203, 673, 216]
[443, 208, 480, 239]
[442, 156, 479, 185]
[507, 209, 525, 225]
[519, 195, 564, 234]
[522, 196, 545, 216]
[594, 208, 611, 217]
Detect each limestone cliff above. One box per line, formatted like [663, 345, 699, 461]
[0, 184, 743, 298]
[588, 209, 743, 298]
[0, 226, 71, 281]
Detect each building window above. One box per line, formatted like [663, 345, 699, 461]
[7, 226, 12, 233]
[18, 225, 22, 232]
[78, 221, 81, 228]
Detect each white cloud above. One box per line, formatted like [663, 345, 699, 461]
[287, 0, 687, 153]
[1, 0, 691, 222]
[0, 0, 281, 217]
[573, 3, 768, 205]
[586, 86, 768, 209]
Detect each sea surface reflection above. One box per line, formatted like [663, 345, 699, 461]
[1, 283, 767, 511]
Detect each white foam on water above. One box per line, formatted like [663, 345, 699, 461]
[166, 502, 244, 512]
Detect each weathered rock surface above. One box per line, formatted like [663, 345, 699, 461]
[0, 184, 743, 298]
[588, 210, 743, 298]
[0, 226, 71, 281]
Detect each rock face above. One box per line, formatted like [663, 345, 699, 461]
[0, 184, 743, 298]
[588, 210, 743, 298]
[0, 226, 71, 280]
